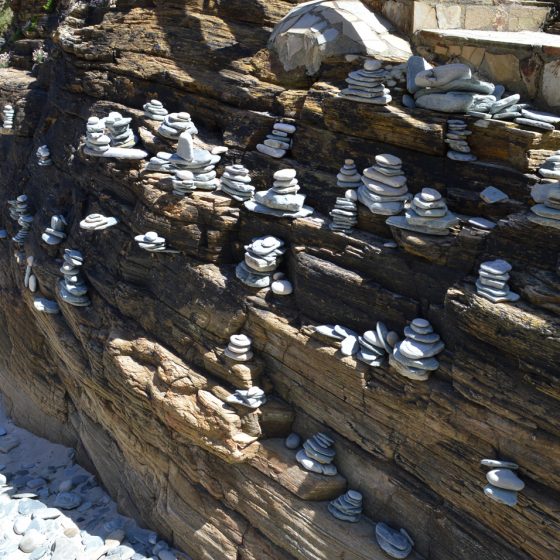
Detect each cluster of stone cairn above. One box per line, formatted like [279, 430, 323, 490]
[538, 151, 560, 180]
[157, 112, 198, 140]
[336, 159, 362, 190]
[236, 235, 286, 288]
[226, 387, 267, 409]
[59, 249, 91, 307]
[143, 99, 168, 122]
[79, 213, 118, 231]
[390, 318, 444, 381]
[33, 297, 60, 314]
[330, 189, 357, 231]
[375, 523, 414, 559]
[224, 334, 253, 362]
[358, 154, 409, 216]
[84, 117, 110, 156]
[3, 104, 14, 129]
[8, 195, 33, 244]
[134, 231, 177, 253]
[529, 182, 560, 230]
[445, 119, 476, 162]
[84, 116, 146, 159]
[41, 215, 67, 245]
[105, 112, 136, 148]
[296, 432, 337, 476]
[219, 165, 255, 202]
[328, 490, 363, 523]
[256, 122, 296, 159]
[24, 256, 37, 293]
[339, 59, 391, 105]
[245, 168, 313, 218]
[387, 188, 459, 236]
[476, 259, 519, 303]
[36, 145, 52, 166]
[481, 458, 524, 507]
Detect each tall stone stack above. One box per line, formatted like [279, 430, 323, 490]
[235, 235, 286, 288]
[476, 259, 519, 303]
[336, 159, 362, 190]
[84, 117, 111, 156]
[339, 59, 392, 105]
[41, 215, 67, 245]
[219, 165, 255, 202]
[2, 105, 14, 129]
[8, 195, 33, 244]
[59, 249, 91, 307]
[296, 432, 338, 476]
[158, 112, 198, 140]
[256, 122, 296, 159]
[143, 99, 168, 121]
[105, 112, 136, 148]
[329, 189, 358, 232]
[446, 119, 476, 162]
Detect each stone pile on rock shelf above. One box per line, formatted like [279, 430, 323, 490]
[172, 170, 195, 196]
[339, 59, 391, 105]
[41, 214, 67, 245]
[296, 432, 338, 476]
[336, 159, 362, 190]
[59, 249, 91, 307]
[8, 195, 33, 244]
[36, 145, 52, 166]
[390, 318, 444, 381]
[481, 459, 525, 507]
[539, 151, 560, 180]
[224, 334, 253, 362]
[80, 213, 118, 231]
[143, 99, 168, 121]
[446, 119, 476, 162]
[256, 122, 295, 158]
[529, 182, 560, 230]
[476, 259, 519, 303]
[8, 194, 29, 221]
[375, 522, 414, 559]
[358, 154, 410, 215]
[158, 112, 198, 140]
[33, 297, 60, 314]
[236, 235, 286, 288]
[330, 189, 357, 231]
[84, 116, 110, 156]
[328, 490, 363, 522]
[245, 168, 313, 218]
[226, 387, 267, 409]
[134, 231, 178, 254]
[387, 187, 459, 236]
[3, 104, 14, 129]
[83, 116, 147, 159]
[219, 165, 255, 202]
[105, 112, 136, 148]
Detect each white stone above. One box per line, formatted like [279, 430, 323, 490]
[271, 279, 293, 295]
[486, 469, 525, 491]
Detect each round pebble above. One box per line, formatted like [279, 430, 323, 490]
[271, 279, 293, 295]
[273, 168, 297, 181]
[364, 59, 382, 71]
[285, 433, 301, 450]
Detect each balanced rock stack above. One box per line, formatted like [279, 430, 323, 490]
[226, 387, 267, 409]
[357, 322, 396, 367]
[236, 235, 286, 288]
[158, 112, 198, 140]
[390, 318, 444, 381]
[538, 151, 560, 180]
[336, 159, 362, 189]
[36, 145, 52, 166]
[476, 259, 519, 303]
[529, 182, 560, 230]
[446, 119, 476, 162]
[9, 196, 33, 244]
[482, 459, 524, 507]
[328, 490, 363, 523]
[339, 59, 391, 105]
[245, 168, 313, 218]
[358, 154, 409, 215]
[220, 165, 255, 202]
[330, 189, 358, 232]
[171, 170, 195, 196]
[296, 432, 338, 476]
[79, 213, 118, 231]
[105, 112, 136, 148]
[84, 117, 110, 156]
[59, 249, 91, 307]
[8, 194, 29, 221]
[224, 334, 253, 362]
[2, 104, 14, 129]
[375, 523, 414, 559]
[41, 215, 67, 245]
[256, 122, 295, 159]
[135, 231, 168, 253]
[143, 99, 168, 122]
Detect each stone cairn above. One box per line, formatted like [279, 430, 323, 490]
[296, 432, 338, 476]
[328, 490, 363, 523]
[481, 458, 524, 507]
[8, 195, 33, 244]
[24, 255, 37, 293]
[59, 249, 91, 307]
[84, 115, 146, 159]
[143, 99, 168, 122]
[134, 231, 177, 253]
[171, 170, 195, 196]
[224, 334, 253, 362]
[539, 151, 560, 180]
[80, 213, 118, 231]
[336, 159, 362, 190]
[41, 215, 67, 245]
[84, 117, 111, 156]
[329, 189, 357, 232]
[339, 59, 391, 105]
[358, 154, 409, 216]
[236, 235, 286, 288]
[375, 523, 414, 559]
[2, 104, 14, 129]
[387, 187, 459, 236]
[244, 168, 313, 218]
[476, 259, 519, 303]
[390, 318, 444, 381]
[157, 112, 198, 141]
[105, 112, 136, 148]
[226, 387, 267, 409]
[256, 122, 296, 159]
[219, 164, 255, 202]
[36, 145, 52, 166]
[33, 297, 60, 314]
[529, 182, 560, 230]
[446, 119, 476, 162]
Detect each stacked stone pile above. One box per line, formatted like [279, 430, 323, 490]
[59, 249, 91, 307]
[446, 119, 476, 162]
[79, 213, 118, 231]
[538, 151, 560, 180]
[226, 387, 267, 409]
[171, 170, 195, 196]
[339, 59, 391, 105]
[8, 195, 33, 244]
[41, 215, 67, 245]
[389, 318, 444, 381]
[224, 334, 253, 362]
[219, 165, 255, 202]
[296, 432, 338, 476]
[236, 235, 286, 288]
[358, 154, 409, 215]
[158, 112, 198, 140]
[328, 490, 363, 523]
[83, 115, 147, 159]
[375, 523, 414, 559]
[330, 189, 357, 232]
[143, 99, 168, 121]
[105, 112, 136, 148]
[3, 104, 14, 129]
[84, 117, 110, 156]
[481, 459, 525, 507]
[529, 182, 560, 230]
[256, 122, 295, 159]
[336, 159, 362, 190]
[134, 231, 177, 253]
[476, 259, 519, 303]
[36, 145, 52, 166]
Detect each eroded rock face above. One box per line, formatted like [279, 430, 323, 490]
[0, 2, 559, 560]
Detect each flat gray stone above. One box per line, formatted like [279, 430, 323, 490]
[484, 484, 518, 507]
[486, 469, 525, 491]
[415, 92, 476, 113]
[480, 186, 508, 204]
[515, 117, 555, 131]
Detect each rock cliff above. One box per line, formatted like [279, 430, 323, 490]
[0, 1, 558, 559]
